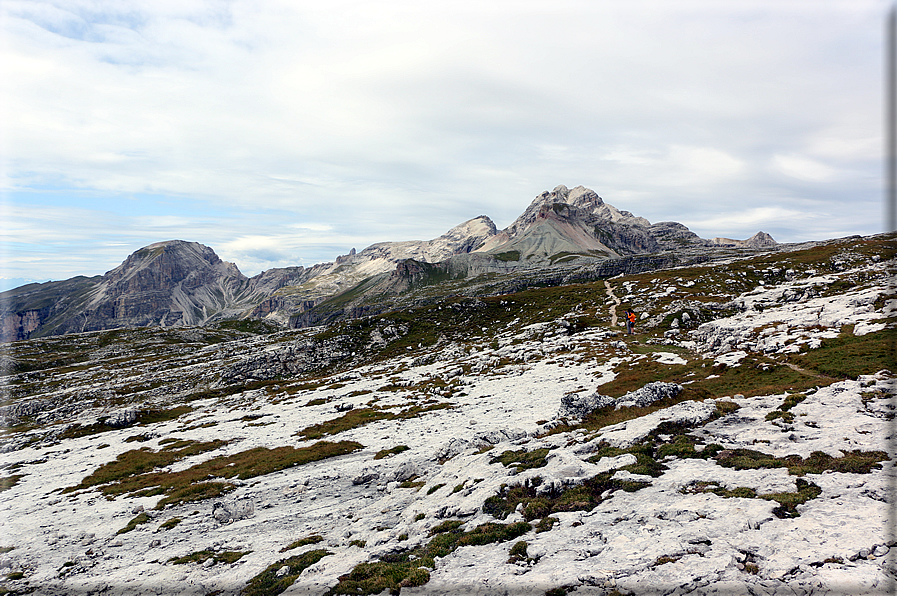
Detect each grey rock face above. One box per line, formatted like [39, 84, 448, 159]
[614, 381, 683, 408]
[557, 382, 683, 419]
[211, 499, 254, 524]
[558, 392, 617, 419]
[105, 409, 137, 428]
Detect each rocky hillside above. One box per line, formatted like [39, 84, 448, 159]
[0, 232, 893, 595]
[1, 186, 776, 342]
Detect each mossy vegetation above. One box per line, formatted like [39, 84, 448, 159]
[58, 406, 195, 441]
[681, 478, 823, 518]
[483, 473, 650, 522]
[280, 535, 324, 552]
[507, 540, 533, 564]
[425, 483, 445, 496]
[241, 549, 331, 596]
[169, 549, 250, 565]
[116, 512, 151, 534]
[374, 445, 410, 460]
[490, 448, 551, 472]
[535, 516, 558, 533]
[326, 521, 531, 595]
[715, 448, 889, 476]
[64, 439, 362, 509]
[0, 475, 24, 492]
[296, 403, 451, 440]
[765, 393, 807, 422]
[159, 517, 182, 531]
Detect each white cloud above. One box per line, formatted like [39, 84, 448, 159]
[772, 154, 840, 182]
[1, 0, 887, 281]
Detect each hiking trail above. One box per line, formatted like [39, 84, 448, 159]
[605, 280, 621, 327]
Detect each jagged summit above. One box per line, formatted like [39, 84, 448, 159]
[103, 240, 244, 286]
[500, 185, 649, 241]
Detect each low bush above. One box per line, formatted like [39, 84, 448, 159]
[241, 549, 331, 596]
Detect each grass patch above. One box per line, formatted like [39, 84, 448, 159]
[58, 406, 195, 441]
[493, 251, 521, 262]
[374, 445, 410, 460]
[426, 483, 445, 496]
[790, 328, 896, 380]
[0, 475, 24, 492]
[327, 521, 531, 595]
[490, 448, 550, 472]
[241, 549, 332, 596]
[483, 473, 650, 522]
[765, 393, 807, 422]
[715, 448, 888, 476]
[535, 516, 558, 533]
[681, 478, 822, 518]
[507, 540, 533, 564]
[280, 535, 324, 552]
[64, 440, 362, 509]
[116, 512, 151, 534]
[169, 549, 250, 565]
[159, 517, 182, 531]
[296, 403, 452, 440]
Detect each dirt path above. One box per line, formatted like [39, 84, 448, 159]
[784, 361, 837, 381]
[605, 280, 621, 327]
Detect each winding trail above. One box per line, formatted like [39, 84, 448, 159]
[605, 280, 621, 327]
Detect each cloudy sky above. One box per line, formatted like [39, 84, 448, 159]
[0, 0, 889, 288]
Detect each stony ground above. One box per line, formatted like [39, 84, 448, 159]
[0, 233, 894, 596]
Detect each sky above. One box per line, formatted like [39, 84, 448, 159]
[0, 0, 890, 289]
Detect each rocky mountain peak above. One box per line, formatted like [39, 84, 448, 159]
[745, 231, 778, 247]
[504, 185, 650, 241]
[103, 240, 245, 294]
[710, 231, 778, 249]
[431, 215, 498, 256]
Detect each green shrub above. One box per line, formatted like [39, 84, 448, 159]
[535, 517, 558, 533]
[508, 540, 529, 563]
[280, 535, 324, 552]
[426, 483, 445, 495]
[242, 549, 330, 596]
[159, 517, 182, 531]
[374, 445, 410, 460]
[490, 448, 550, 471]
[169, 550, 250, 565]
[116, 512, 150, 535]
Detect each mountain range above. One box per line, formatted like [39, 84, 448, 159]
[1, 185, 778, 342]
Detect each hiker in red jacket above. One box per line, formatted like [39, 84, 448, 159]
[626, 309, 636, 335]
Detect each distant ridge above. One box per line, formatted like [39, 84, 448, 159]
[1, 186, 777, 341]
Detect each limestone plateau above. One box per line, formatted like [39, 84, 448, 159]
[0, 230, 893, 595]
[1, 185, 780, 342]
